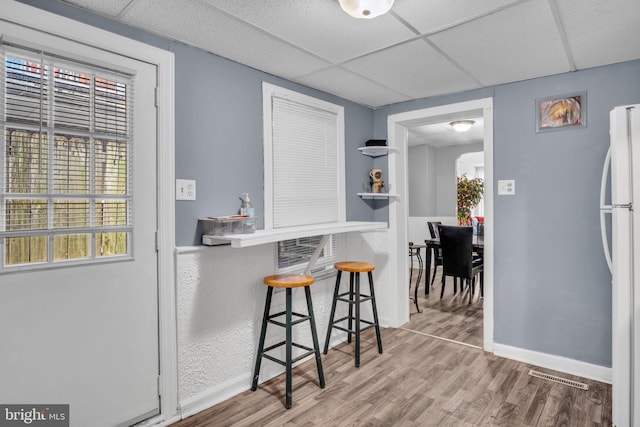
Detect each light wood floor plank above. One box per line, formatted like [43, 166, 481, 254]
[170, 268, 611, 426]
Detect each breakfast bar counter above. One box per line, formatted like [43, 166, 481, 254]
[202, 221, 388, 248]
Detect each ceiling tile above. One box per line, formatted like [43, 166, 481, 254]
[393, 0, 523, 34]
[120, 0, 331, 80]
[554, 0, 640, 69]
[428, 0, 572, 86]
[61, 0, 132, 16]
[202, 0, 417, 64]
[55, 0, 640, 109]
[295, 67, 411, 108]
[342, 39, 481, 99]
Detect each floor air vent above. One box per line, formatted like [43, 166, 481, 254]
[528, 369, 589, 390]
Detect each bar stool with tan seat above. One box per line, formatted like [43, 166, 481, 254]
[323, 261, 383, 367]
[251, 273, 325, 409]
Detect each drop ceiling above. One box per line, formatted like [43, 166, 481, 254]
[58, 0, 640, 110]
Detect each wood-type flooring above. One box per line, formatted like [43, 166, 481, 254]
[407, 267, 483, 348]
[170, 268, 611, 427]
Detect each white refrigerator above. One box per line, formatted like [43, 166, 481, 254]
[601, 104, 640, 427]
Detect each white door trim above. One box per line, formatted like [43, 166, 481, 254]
[386, 98, 494, 352]
[1, 1, 178, 423]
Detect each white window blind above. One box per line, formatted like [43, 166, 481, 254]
[270, 94, 342, 228]
[263, 83, 345, 274]
[1, 43, 134, 270]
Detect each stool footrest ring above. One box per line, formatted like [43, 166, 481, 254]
[337, 295, 372, 304]
[269, 315, 311, 328]
[331, 315, 351, 324]
[261, 342, 317, 367]
[269, 310, 310, 320]
[331, 322, 376, 336]
[331, 316, 376, 327]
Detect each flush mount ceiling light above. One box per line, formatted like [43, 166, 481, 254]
[338, 0, 395, 19]
[450, 120, 475, 132]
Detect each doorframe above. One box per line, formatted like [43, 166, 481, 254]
[3, 2, 179, 424]
[386, 98, 494, 352]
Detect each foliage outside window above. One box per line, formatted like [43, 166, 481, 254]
[1, 47, 133, 270]
[457, 174, 484, 226]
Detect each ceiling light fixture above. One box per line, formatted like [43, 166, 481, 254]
[338, 0, 395, 19]
[450, 120, 475, 132]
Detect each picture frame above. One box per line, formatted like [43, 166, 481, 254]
[536, 91, 586, 133]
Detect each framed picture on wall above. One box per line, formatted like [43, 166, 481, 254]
[536, 91, 586, 132]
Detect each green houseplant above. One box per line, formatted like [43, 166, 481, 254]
[457, 174, 484, 226]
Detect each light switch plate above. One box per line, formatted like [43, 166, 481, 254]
[498, 179, 515, 195]
[176, 179, 196, 201]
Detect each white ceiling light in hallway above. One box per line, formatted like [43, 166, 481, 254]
[338, 0, 395, 19]
[450, 120, 475, 132]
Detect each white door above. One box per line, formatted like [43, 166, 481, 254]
[0, 22, 159, 427]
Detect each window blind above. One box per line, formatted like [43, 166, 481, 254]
[1, 44, 134, 269]
[271, 96, 339, 228]
[265, 84, 344, 274]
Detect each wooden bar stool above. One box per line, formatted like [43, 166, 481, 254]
[323, 261, 383, 367]
[251, 273, 325, 409]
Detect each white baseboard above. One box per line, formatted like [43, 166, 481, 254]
[178, 333, 348, 421]
[179, 361, 295, 419]
[493, 343, 612, 384]
[179, 373, 253, 420]
[137, 413, 182, 427]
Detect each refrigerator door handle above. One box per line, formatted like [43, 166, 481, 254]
[613, 203, 633, 209]
[600, 146, 613, 273]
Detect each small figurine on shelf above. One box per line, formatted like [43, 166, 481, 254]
[369, 168, 383, 193]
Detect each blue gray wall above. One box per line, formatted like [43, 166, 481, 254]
[172, 44, 376, 245]
[375, 60, 640, 367]
[18, 0, 377, 246]
[408, 142, 484, 217]
[21, 0, 640, 368]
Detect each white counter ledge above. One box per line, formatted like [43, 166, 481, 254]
[202, 221, 388, 248]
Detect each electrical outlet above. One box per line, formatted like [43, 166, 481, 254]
[176, 179, 196, 201]
[498, 179, 515, 195]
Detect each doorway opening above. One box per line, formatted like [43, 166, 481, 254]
[386, 98, 494, 352]
[404, 119, 485, 347]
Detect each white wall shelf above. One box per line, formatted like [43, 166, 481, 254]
[202, 221, 387, 248]
[358, 146, 398, 157]
[358, 192, 398, 199]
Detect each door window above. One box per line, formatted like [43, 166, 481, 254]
[1, 45, 134, 270]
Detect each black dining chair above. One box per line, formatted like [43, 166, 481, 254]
[438, 225, 484, 304]
[426, 221, 443, 293]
